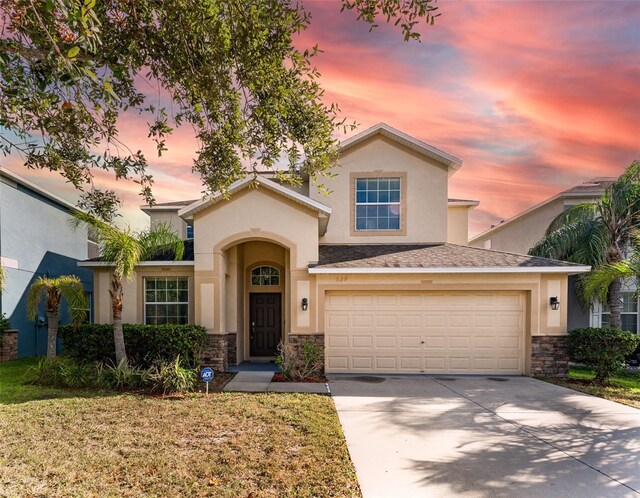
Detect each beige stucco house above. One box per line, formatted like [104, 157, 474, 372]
[80, 123, 589, 376]
[468, 178, 630, 333]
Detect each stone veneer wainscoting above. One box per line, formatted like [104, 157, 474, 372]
[530, 336, 569, 376]
[0, 329, 18, 361]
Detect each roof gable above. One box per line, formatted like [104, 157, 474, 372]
[338, 123, 462, 174]
[178, 175, 331, 222]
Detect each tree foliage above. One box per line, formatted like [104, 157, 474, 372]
[529, 161, 640, 328]
[1, 0, 438, 220]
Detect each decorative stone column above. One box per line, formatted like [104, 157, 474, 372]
[0, 329, 18, 361]
[530, 336, 569, 376]
[200, 334, 229, 372]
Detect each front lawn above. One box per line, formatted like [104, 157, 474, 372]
[0, 357, 360, 497]
[539, 365, 640, 409]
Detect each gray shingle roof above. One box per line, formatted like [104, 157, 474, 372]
[312, 244, 584, 269]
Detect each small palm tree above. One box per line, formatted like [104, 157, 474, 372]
[26, 275, 88, 358]
[529, 161, 640, 328]
[75, 213, 184, 364]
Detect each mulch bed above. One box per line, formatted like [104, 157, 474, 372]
[272, 372, 328, 383]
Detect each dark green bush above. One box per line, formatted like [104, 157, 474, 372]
[569, 327, 640, 383]
[0, 313, 11, 332]
[59, 323, 208, 368]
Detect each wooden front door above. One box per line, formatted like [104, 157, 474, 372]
[249, 293, 281, 356]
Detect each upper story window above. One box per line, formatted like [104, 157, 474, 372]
[355, 177, 401, 231]
[251, 266, 280, 286]
[144, 277, 189, 325]
[186, 224, 194, 239]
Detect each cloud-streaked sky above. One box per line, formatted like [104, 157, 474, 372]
[4, 0, 639, 236]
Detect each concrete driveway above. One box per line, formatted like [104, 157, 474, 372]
[329, 376, 640, 498]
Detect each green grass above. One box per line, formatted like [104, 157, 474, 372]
[540, 365, 640, 409]
[0, 357, 360, 497]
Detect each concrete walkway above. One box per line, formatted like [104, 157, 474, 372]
[330, 375, 640, 498]
[223, 371, 329, 394]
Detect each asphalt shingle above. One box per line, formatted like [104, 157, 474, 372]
[312, 244, 583, 269]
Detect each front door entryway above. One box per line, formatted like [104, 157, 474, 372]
[249, 293, 281, 356]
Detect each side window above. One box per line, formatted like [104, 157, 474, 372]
[144, 277, 189, 325]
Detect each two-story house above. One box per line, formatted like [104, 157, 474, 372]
[0, 167, 95, 357]
[81, 124, 588, 376]
[468, 178, 625, 333]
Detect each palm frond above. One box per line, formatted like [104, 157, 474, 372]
[582, 260, 639, 304]
[26, 276, 87, 323]
[529, 219, 597, 263]
[26, 276, 50, 320]
[544, 203, 598, 236]
[139, 223, 185, 261]
[56, 276, 89, 325]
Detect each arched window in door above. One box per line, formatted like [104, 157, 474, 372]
[251, 266, 280, 286]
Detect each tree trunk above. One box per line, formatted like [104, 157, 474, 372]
[46, 312, 58, 359]
[607, 278, 622, 329]
[111, 277, 127, 365]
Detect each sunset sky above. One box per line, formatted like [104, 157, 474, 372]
[4, 0, 639, 236]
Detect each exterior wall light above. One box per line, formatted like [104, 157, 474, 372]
[301, 298, 309, 311]
[550, 297, 560, 311]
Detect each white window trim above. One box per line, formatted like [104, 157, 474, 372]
[143, 277, 190, 325]
[354, 177, 401, 232]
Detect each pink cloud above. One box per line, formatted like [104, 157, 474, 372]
[4, 0, 639, 238]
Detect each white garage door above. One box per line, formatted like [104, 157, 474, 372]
[324, 291, 525, 375]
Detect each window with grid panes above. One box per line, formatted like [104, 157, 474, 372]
[250, 266, 280, 286]
[600, 291, 638, 333]
[144, 277, 189, 325]
[355, 177, 401, 230]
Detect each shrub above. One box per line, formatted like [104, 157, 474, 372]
[96, 359, 152, 391]
[0, 313, 10, 332]
[27, 357, 67, 387]
[569, 327, 640, 383]
[149, 355, 197, 394]
[59, 323, 208, 368]
[276, 340, 324, 381]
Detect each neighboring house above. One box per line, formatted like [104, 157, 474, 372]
[80, 123, 588, 375]
[0, 167, 95, 357]
[468, 178, 635, 333]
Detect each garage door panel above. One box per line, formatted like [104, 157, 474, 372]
[376, 335, 397, 348]
[325, 291, 525, 375]
[376, 357, 397, 369]
[400, 336, 422, 349]
[351, 356, 373, 369]
[351, 336, 373, 348]
[327, 334, 349, 348]
[400, 314, 422, 328]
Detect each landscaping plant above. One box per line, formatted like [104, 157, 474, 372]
[276, 340, 324, 381]
[149, 356, 198, 394]
[569, 327, 640, 383]
[73, 214, 184, 364]
[59, 323, 207, 368]
[26, 275, 87, 358]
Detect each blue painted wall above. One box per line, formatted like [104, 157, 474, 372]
[1, 172, 93, 357]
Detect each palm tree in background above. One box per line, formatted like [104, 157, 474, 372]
[529, 161, 640, 329]
[74, 214, 184, 364]
[26, 275, 87, 358]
